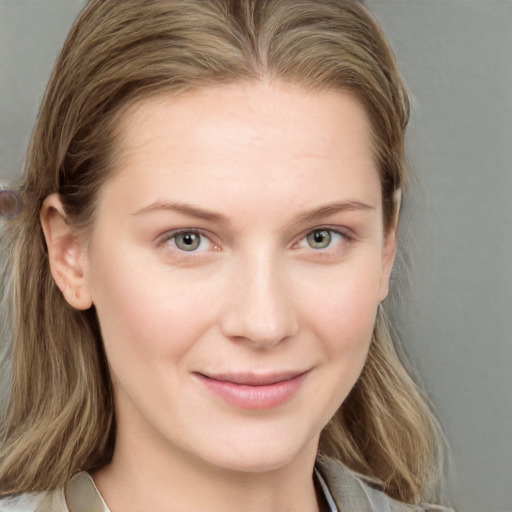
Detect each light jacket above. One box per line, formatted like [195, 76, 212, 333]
[0, 456, 452, 512]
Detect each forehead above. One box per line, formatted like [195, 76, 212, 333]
[115, 81, 375, 161]
[99, 81, 381, 221]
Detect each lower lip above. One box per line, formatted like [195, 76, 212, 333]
[195, 372, 308, 410]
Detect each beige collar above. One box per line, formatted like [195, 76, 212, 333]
[65, 472, 110, 512]
[63, 457, 390, 512]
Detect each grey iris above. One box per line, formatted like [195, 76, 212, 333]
[175, 232, 201, 251]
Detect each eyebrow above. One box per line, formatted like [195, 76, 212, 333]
[133, 200, 230, 225]
[132, 199, 375, 228]
[285, 200, 375, 230]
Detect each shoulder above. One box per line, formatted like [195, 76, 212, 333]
[0, 472, 110, 512]
[0, 487, 68, 512]
[316, 454, 454, 512]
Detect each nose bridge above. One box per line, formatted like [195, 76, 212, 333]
[220, 247, 298, 347]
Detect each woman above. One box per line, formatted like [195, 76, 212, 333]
[0, 1, 451, 510]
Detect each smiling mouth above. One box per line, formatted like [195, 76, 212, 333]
[193, 370, 309, 410]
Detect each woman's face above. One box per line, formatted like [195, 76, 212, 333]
[80, 81, 396, 473]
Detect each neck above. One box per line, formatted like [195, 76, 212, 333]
[92, 421, 321, 512]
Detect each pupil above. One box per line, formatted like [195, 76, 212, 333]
[183, 234, 194, 245]
[314, 232, 326, 243]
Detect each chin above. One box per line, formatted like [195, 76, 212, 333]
[188, 424, 320, 475]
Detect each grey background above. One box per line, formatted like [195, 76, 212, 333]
[1, 1, 511, 511]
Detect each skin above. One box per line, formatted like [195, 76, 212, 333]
[41, 80, 398, 512]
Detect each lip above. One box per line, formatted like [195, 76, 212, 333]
[194, 370, 309, 410]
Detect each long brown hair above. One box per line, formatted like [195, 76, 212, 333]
[0, 0, 442, 504]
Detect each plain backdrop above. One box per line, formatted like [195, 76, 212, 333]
[1, 1, 511, 511]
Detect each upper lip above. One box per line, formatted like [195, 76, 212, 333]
[196, 370, 309, 386]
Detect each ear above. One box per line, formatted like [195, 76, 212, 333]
[378, 189, 401, 302]
[40, 193, 92, 310]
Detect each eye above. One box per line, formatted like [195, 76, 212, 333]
[166, 231, 213, 252]
[306, 229, 333, 249]
[294, 228, 350, 252]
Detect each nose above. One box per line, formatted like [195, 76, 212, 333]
[219, 253, 299, 349]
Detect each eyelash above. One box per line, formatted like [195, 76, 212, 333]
[158, 226, 354, 258]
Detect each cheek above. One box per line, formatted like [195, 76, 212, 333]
[321, 285, 376, 376]
[297, 258, 381, 389]
[87, 246, 218, 365]
[299, 257, 382, 341]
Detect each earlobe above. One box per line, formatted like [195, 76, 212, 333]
[40, 193, 92, 310]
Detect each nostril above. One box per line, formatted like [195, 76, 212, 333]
[220, 303, 299, 348]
